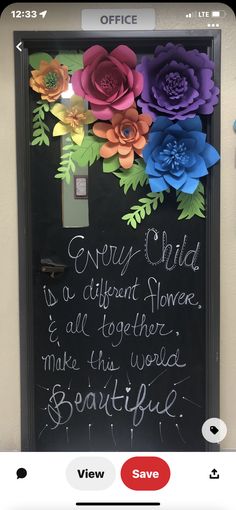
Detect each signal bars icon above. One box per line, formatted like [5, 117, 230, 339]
[186, 12, 197, 18]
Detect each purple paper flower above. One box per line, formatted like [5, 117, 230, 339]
[137, 43, 219, 121]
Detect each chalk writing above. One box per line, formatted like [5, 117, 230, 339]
[87, 350, 120, 372]
[144, 229, 200, 272]
[68, 235, 141, 276]
[65, 312, 90, 337]
[83, 277, 140, 310]
[48, 315, 59, 345]
[98, 312, 173, 347]
[43, 285, 58, 307]
[47, 384, 73, 430]
[130, 348, 186, 370]
[37, 224, 204, 450]
[63, 286, 76, 302]
[42, 351, 80, 372]
[144, 278, 199, 313]
[46, 380, 178, 428]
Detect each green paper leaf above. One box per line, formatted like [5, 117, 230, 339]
[114, 159, 148, 194]
[32, 129, 42, 137]
[62, 142, 75, 151]
[72, 135, 103, 167]
[176, 182, 205, 220]
[31, 101, 50, 147]
[65, 173, 71, 184]
[122, 191, 165, 229]
[55, 52, 83, 74]
[29, 52, 52, 69]
[130, 218, 137, 229]
[54, 139, 78, 183]
[31, 137, 42, 146]
[42, 134, 50, 146]
[103, 155, 120, 173]
[58, 167, 68, 172]
[43, 103, 50, 112]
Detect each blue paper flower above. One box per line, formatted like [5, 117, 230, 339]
[143, 116, 220, 194]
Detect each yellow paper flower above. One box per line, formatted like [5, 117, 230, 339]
[51, 95, 96, 145]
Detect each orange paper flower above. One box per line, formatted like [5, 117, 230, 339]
[30, 59, 69, 102]
[93, 108, 152, 169]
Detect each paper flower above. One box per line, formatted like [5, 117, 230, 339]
[137, 43, 219, 120]
[51, 95, 96, 145]
[143, 116, 220, 194]
[29, 59, 69, 102]
[93, 107, 152, 169]
[72, 45, 143, 120]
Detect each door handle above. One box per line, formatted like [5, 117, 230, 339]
[40, 257, 67, 278]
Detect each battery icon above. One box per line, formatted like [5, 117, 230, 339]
[211, 10, 226, 18]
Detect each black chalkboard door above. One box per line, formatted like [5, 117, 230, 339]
[15, 31, 220, 452]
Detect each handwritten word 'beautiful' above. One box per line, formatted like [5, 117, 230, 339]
[47, 381, 177, 429]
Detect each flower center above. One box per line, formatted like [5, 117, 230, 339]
[100, 74, 118, 94]
[121, 122, 136, 140]
[123, 127, 131, 137]
[160, 140, 189, 171]
[44, 71, 59, 89]
[65, 108, 86, 128]
[163, 72, 188, 100]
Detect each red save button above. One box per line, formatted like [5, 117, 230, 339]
[121, 456, 170, 491]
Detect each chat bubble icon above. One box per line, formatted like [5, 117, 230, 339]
[16, 468, 27, 479]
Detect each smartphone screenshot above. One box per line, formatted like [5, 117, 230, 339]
[0, 2, 235, 509]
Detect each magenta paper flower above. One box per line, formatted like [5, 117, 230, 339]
[71, 45, 143, 120]
[137, 43, 219, 121]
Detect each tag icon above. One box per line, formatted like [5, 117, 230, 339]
[202, 418, 227, 443]
[210, 425, 219, 435]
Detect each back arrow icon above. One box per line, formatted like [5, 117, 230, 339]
[16, 42, 22, 52]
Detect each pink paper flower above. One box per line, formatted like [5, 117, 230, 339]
[71, 45, 143, 120]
